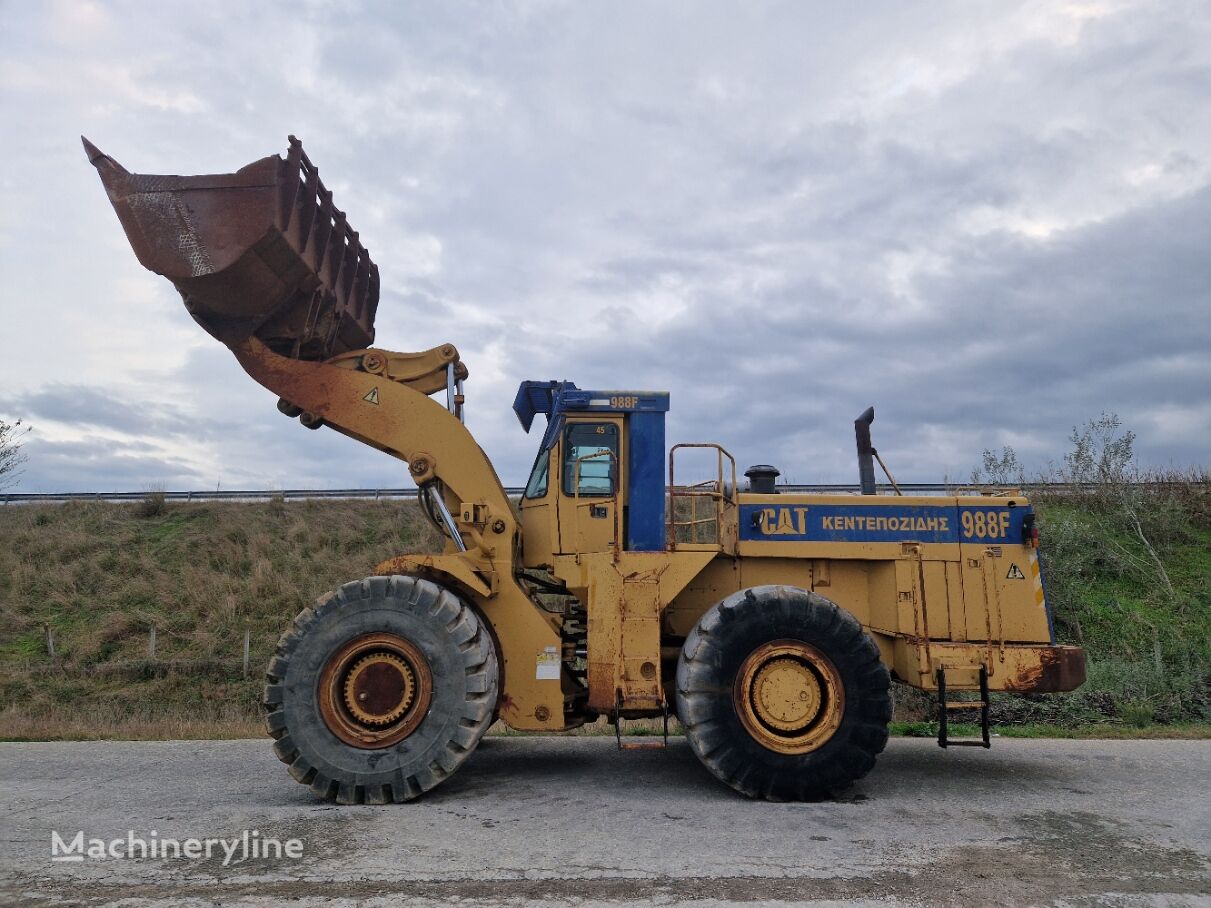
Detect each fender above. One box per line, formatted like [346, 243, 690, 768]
[375, 552, 492, 600]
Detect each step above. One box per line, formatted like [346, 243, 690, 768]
[936, 664, 992, 750]
[618, 739, 668, 751]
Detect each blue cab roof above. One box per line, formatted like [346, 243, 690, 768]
[512, 380, 670, 432]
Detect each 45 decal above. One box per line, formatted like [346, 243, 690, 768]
[960, 509, 1011, 541]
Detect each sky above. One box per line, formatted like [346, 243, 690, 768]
[0, 0, 1208, 493]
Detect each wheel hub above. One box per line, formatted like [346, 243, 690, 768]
[342, 652, 416, 726]
[751, 657, 823, 731]
[734, 640, 845, 755]
[318, 632, 432, 749]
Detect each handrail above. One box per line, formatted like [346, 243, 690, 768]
[667, 443, 737, 550]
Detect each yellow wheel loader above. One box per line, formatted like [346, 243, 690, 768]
[86, 137, 1085, 803]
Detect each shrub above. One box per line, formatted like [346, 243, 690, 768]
[135, 490, 167, 518]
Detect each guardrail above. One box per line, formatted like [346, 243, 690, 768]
[3, 481, 1205, 504]
[0, 488, 486, 503]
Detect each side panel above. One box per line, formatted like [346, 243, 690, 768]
[955, 502, 1051, 643]
[922, 559, 954, 639]
[626, 411, 666, 551]
[667, 497, 1050, 647]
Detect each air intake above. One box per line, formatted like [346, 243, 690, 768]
[744, 464, 781, 494]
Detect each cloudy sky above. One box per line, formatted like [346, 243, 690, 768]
[1, 0, 1207, 493]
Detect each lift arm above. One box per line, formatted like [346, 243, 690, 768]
[234, 336, 515, 572]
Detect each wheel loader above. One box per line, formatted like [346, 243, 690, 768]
[85, 136, 1085, 803]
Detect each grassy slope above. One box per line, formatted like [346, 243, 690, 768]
[0, 499, 439, 739]
[1025, 487, 1211, 725]
[0, 491, 1206, 740]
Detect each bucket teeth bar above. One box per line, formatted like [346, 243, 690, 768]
[83, 135, 379, 361]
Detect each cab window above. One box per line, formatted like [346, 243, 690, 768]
[562, 423, 618, 496]
[523, 449, 550, 499]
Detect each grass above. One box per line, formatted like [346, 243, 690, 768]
[0, 704, 264, 742]
[0, 497, 439, 666]
[0, 498, 440, 740]
[1026, 481, 1211, 727]
[0, 484, 1207, 741]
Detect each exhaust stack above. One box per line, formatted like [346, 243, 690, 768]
[854, 406, 877, 495]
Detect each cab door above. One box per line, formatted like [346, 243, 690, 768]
[556, 419, 624, 555]
[518, 437, 557, 567]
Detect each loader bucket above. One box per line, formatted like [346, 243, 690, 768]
[83, 135, 379, 360]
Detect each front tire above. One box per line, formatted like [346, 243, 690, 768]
[263, 575, 497, 804]
[676, 585, 891, 800]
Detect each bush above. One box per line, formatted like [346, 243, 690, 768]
[977, 413, 1210, 725]
[1118, 701, 1155, 728]
[135, 489, 167, 518]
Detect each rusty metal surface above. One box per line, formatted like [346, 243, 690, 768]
[84, 135, 378, 360]
[317, 631, 433, 750]
[1002, 644, 1087, 693]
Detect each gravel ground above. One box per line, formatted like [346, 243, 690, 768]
[0, 736, 1208, 906]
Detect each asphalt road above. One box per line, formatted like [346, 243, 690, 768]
[0, 737, 1208, 906]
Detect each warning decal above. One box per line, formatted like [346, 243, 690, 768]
[363, 387, 380, 405]
[536, 646, 560, 680]
[1006, 563, 1026, 580]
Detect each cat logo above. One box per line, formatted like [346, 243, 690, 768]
[1006, 563, 1026, 580]
[363, 387, 380, 405]
[755, 506, 810, 536]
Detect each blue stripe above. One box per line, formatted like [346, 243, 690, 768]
[739, 503, 1030, 545]
[625, 411, 666, 551]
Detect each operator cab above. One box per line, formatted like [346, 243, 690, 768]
[513, 381, 668, 564]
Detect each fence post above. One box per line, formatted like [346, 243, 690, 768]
[242, 628, 251, 678]
[44, 624, 56, 665]
[148, 625, 156, 660]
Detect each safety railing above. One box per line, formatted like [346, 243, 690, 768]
[667, 443, 737, 551]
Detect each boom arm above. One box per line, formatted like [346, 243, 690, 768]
[233, 336, 516, 570]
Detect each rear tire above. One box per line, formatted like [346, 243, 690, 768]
[263, 575, 497, 803]
[676, 585, 891, 800]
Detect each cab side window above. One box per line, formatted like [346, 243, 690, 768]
[562, 423, 618, 496]
[523, 449, 550, 499]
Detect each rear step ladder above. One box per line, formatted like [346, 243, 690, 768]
[936, 665, 991, 749]
[614, 691, 670, 751]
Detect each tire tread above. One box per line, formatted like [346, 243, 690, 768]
[262, 574, 498, 803]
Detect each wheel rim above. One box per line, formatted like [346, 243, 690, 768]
[734, 639, 845, 754]
[318, 632, 433, 749]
